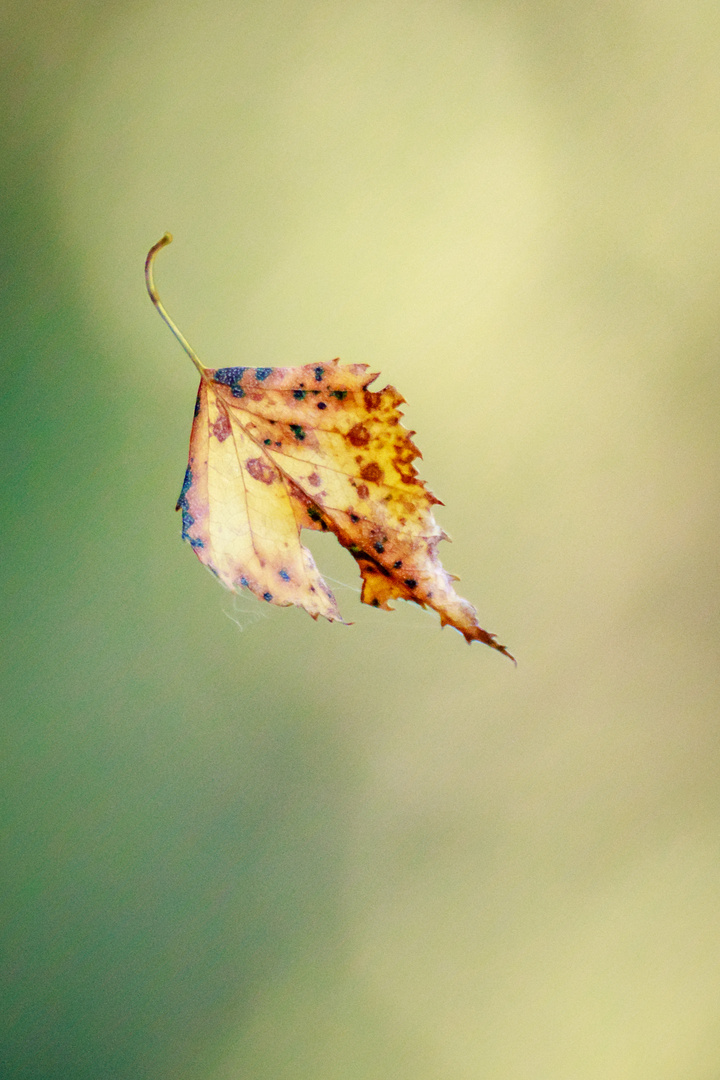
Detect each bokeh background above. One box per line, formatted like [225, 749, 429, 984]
[2, 1, 720, 1077]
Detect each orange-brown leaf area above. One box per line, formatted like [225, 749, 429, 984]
[176, 359, 512, 657]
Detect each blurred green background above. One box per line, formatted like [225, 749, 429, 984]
[2, 1, 720, 1077]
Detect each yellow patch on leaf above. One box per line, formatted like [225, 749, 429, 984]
[147, 235, 513, 659]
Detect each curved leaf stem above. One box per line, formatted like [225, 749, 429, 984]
[145, 233, 207, 377]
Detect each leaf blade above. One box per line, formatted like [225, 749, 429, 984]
[176, 360, 512, 658]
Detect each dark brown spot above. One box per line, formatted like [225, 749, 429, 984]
[393, 560, 402, 569]
[349, 513, 360, 523]
[360, 462, 383, 483]
[246, 457, 275, 485]
[306, 503, 328, 530]
[364, 390, 381, 412]
[404, 578, 417, 589]
[347, 422, 370, 448]
[357, 484, 369, 499]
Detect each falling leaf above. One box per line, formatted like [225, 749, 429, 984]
[146, 234, 513, 659]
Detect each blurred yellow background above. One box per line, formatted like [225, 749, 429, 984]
[2, 1, 719, 1077]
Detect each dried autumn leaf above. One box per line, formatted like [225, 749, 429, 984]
[146, 234, 513, 659]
